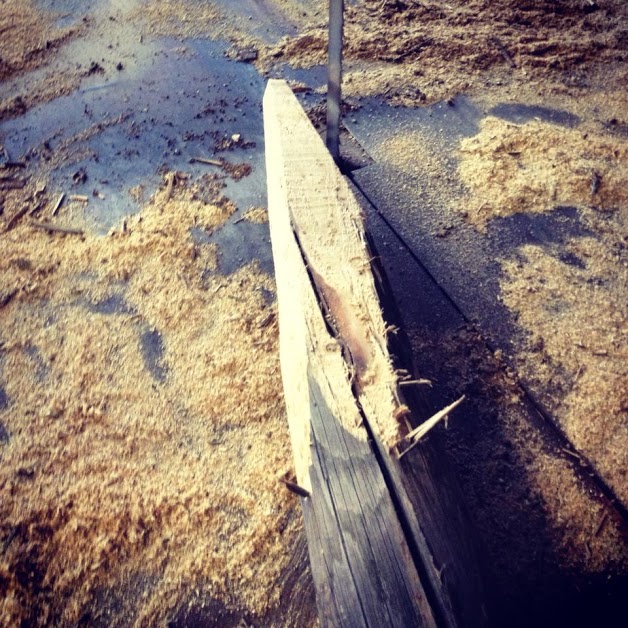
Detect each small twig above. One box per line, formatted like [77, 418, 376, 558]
[399, 379, 433, 388]
[561, 447, 583, 462]
[4, 205, 30, 232]
[594, 512, 608, 537]
[164, 172, 175, 201]
[69, 194, 89, 202]
[490, 37, 516, 68]
[279, 478, 310, 498]
[190, 156, 223, 167]
[0, 290, 18, 309]
[259, 312, 275, 329]
[30, 221, 84, 236]
[52, 193, 65, 216]
[398, 395, 466, 459]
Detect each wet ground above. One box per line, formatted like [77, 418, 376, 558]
[1, 1, 627, 626]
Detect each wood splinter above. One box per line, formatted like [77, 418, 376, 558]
[398, 395, 466, 459]
[190, 156, 223, 167]
[30, 221, 84, 236]
[399, 379, 433, 388]
[279, 478, 311, 498]
[52, 193, 65, 216]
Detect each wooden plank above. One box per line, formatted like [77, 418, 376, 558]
[264, 79, 437, 628]
[264, 79, 487, 628]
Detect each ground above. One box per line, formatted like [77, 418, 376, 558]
[1, 1, 627, 626]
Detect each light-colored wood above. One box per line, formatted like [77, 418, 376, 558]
[265, 78, 436, 628]
[265, 79, 488, 628]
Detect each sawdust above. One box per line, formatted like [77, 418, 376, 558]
[458, 116, 628, 231]
[0, 0, 78, 83]
[132, 0, 226, 41]
[0, 177, 310, 625]
[500, 237, 628, 506]
[0, 1, 83, 121]
[242, 206, 268, 224]
[407, 321, 628, 624]
[259, 0, 628, 106]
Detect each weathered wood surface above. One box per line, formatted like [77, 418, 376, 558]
[265, 79, 435, 628]
[264, 79, 486, 627]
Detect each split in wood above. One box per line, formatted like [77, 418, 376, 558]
[30, 221, 84, 237]
[398, 395, 466, 459]
[280, 478, 311, 498]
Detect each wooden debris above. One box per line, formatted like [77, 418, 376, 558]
[69, 194, 89, 202]
[594, 512, 608, 537]
[399, 378, 433, 388]
[189, 156, 223, 167]
[0, 177, 27, 190]
[30, 220, 84, 236]
[164, 172, 175, 201]
[265, 79, 438, 627]
[279, 478, 311, 498]
[490, 36, 516, 68]
[4, 205, 30, 232]
[398, 395, 466, 459]
[0, 290, 18, 309]
[52, 193, 65, 216]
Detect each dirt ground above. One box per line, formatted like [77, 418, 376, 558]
[1, 0, 627, 626]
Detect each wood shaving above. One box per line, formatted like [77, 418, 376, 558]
[458, 116, 628, 231]
[0, 183, 307, 625]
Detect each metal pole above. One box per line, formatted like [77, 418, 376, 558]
[326, 0, 344, 163]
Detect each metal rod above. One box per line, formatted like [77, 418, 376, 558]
[326, 0, 344, 163]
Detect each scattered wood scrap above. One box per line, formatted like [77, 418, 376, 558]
[30, 220, 84, 236]
[189, 156, 223, 167]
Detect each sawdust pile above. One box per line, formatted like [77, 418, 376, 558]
[501, 236, 628, 506]
[0, 181, 306, 625]
[260, 0, 628, 105]
[0, 0, 82, 120]
[410, 323, 628, 612]
[458, 116, 628, 231]
[0, 0, 77, 83]
[133, 0, 222, 40]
